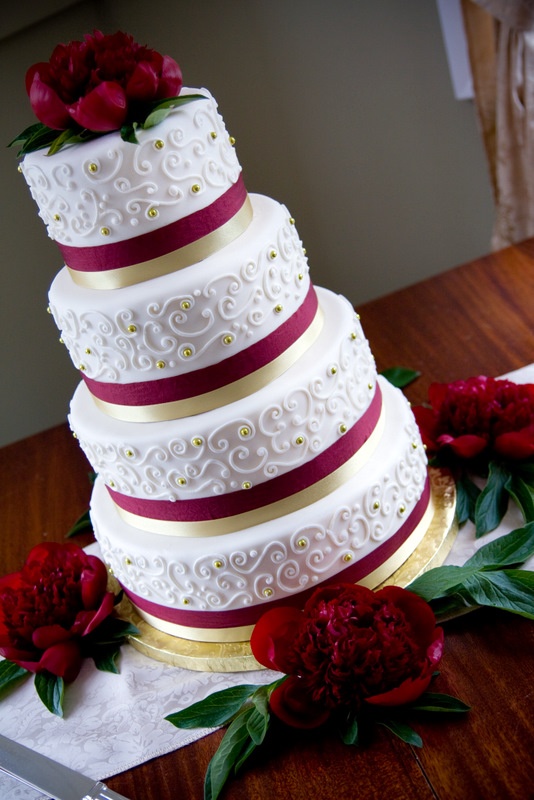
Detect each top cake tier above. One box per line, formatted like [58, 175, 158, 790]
[20, 88, 249, 289]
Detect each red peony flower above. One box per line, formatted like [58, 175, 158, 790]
[0, 542, 115, 682]
[413, 376, 534, 462]
[250, 584, 443, 729]
[25, 30, 182, 133]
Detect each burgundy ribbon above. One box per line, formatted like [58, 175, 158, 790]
[59, 176, 248, 272]
[108, 381, 382, 522]
[123, 476, 431, 630]
[83, 285, 318, 406]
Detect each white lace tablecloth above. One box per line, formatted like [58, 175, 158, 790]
[2, 365, 533, 799]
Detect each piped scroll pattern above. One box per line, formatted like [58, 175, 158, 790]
[70, 315, 377, 500]
[21, 92, 240, 247]
[49, 207, 310, 381]
[94, 415, 428, 612]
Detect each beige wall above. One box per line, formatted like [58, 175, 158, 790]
[0, 0, 494, 446]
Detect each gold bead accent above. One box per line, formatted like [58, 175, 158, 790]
[182, 347, 193, 358]
[154, 139, 165, 149]
[297, 538, 307, 548]
[263, 587, 273, 597]
[72, 432, 78, 439]
[210, 131, 218, 140]
[368, 382, 374, 390]
[156, 360, 166, 369]
[274, 304, 283, 314]
[181, 300, 191, 310]
[356, 313, 361, 320]
[192, 183, 201, 193]
[373, 500, 380, 510]
[85, 347, 91, 354]
[177, 477, 187, 486]
[351, 332, 357, 340]
[298, 273, 304, 281]
[339, 424, 347, 434]
[330, 366, 337, 375]
[107, 565, 114, 575]
[192, 437, 203, 447]
[148, 207, 158, 218]
[79, 364, 86, 371]
[303, 248, 307, 255]
[17, 164, 22, 173]
[240, 426, 251, 437]
[124, 557, 132, 566]
[182, 598, 190, 605]
[59, 338, 64, 344]
[289, 217, 295, 225]
[46, 306, 52, 314]
[229, 136, 236, 145]
[213, 560, 223, 569]
[109, 480, 115, 488]
[127, 324, 137, 333]
[295, 436, 304, 445]
[399, 504, 406, 514]
[53, 214, 61, 222]
[125, 449, 134, 458]
[242, 481, 252, 490]
[88, 162, 98, 173]
[100, 227, 110, 236]
[412, 442, 418, 450]
[223, 334, 234, 345]
[269, 249, 278, 260]
[343, 553, 353, 563]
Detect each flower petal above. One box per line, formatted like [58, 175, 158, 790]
[39, 640, 83, 683]
[32, 624, 71, 649]
[27, 71, 71, 129]
[250, 606, 303, 672]
[270, 677, 330, 729]
[80, 555, 109, 608]
[69, 82, 127, 131]
[494, 428, 534, 460]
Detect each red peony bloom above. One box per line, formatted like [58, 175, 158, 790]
[250, 584, 443, 729]
[413, 376, 534, 462]
[0, 543, 115, 682]
[25, 30, 183, 132]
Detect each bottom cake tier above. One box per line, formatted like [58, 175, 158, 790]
[92, 377, 433, 646]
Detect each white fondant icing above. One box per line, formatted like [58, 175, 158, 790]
[91, 377, 428, 617]
[48, 195, 310, 382]
[21, 89, 240, 248]
[68, 288, 376, 499]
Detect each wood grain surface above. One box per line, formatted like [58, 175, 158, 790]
[1, 239, 534, 799]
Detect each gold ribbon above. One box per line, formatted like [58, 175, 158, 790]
[68, 196, 253, 290]
[128, 492, 434, 643]
[113, 402, 385, 536]
[92, 305, 324, 422]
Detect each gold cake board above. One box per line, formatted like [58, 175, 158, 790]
[118, 467, 457, 673]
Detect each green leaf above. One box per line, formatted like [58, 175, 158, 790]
[89, 616, 140, 644]
[66, 509, 92, 538]
[0, 660, 29, 696]
[474, 461, 511, 537]
[463, 522, 534, 569]
[120, 122, 140, 145]
[380, 367, 421, 389]
[34, 672, 64, 717]
[204, 709, 256, 800]
[166, 684, 259, 729]
[408, 692, 470, 713]
[456, 472, 481, 526]
[462, 569, 534, 619]
[340, 714, 359, 745]
[246, 705, 270, 746]
[407, 564, 475, 602]
[142, 94, 207, 129]
[506, 473, 534, 523]
[91, 643, 122, 674]
[378, 718, 423, 748]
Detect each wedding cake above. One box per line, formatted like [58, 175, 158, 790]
[16, 32, 431, 646]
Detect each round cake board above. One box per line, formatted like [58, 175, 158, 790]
[118, 467, 457, 672]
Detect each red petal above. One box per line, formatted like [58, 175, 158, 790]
[157, 55, 183, 98]
[376, 586, 437, 648]
[366, 671, 433, 707]
[126, 62, 158, 101]
[32, 624, 71, 649]
[80, 555, 109, 608]
[80, 591, 115, 636]
[270, 678, 330, 729]
[69, 82, 127, 131]
[250, 606, 302, 672]
[494, 429, 534, 460]
[39, 640, 83, 683]
[447, 434, 488, 459]
[28, 72, 71, 130]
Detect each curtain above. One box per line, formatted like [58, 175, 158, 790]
[461, 0, 534, 249]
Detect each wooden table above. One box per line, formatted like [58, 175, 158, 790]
[2, 239, 534, 800]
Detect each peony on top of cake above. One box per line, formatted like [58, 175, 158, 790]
[10, 30, 202, 156]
